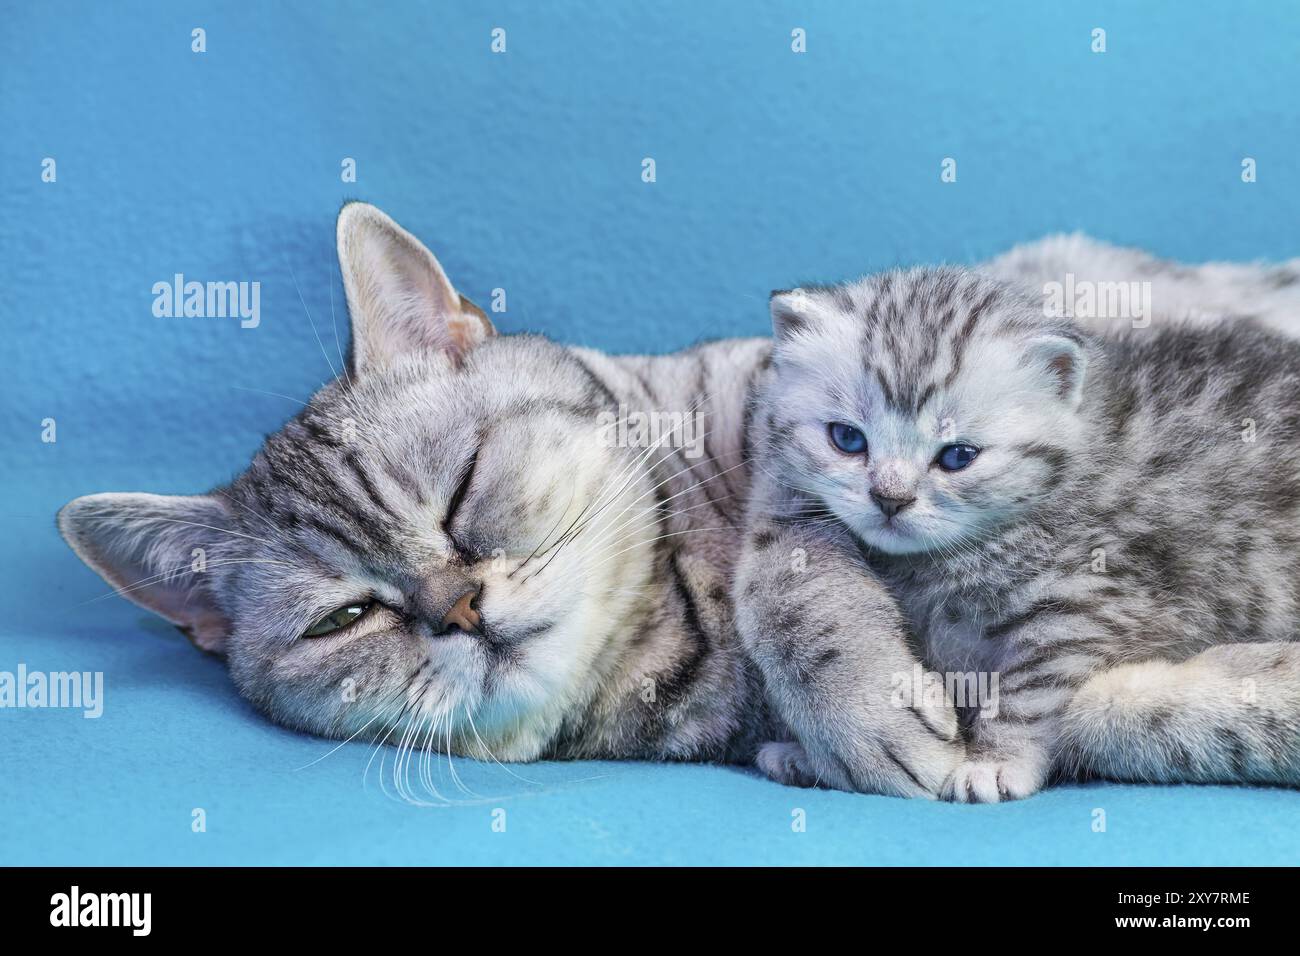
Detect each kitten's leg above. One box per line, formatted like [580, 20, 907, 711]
[734, 509, 966, 799]
[1060, 642, 1300, 785]
[941, 617, 1105, 803]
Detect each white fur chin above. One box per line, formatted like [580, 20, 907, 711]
[846, 513, 949, 556]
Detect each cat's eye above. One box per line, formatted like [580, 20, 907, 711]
[828, 422, 868, 455]
[444, 450, 478, 532]
[936, 443, 980, 471]
[303, 602, 372, 638]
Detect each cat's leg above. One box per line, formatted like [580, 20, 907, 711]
[941, 615, 1107, 803]
[734, 507, 966, 799]
[1059, 642, 1300, 786]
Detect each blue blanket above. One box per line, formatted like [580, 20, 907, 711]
[3, 0, 1298, 865]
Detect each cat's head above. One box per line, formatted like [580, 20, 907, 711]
[58, 203, 657, 759]
[764, 268, 1093, 556]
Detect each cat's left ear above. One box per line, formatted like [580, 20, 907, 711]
[336, 202, 495, 374]
[57, 493, 233, 655]
[1024, 332, 1088, 408]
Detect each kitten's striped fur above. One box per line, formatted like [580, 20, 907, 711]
[739, 263, 1300, 801]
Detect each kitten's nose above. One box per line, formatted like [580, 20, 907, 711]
[439, 587, 482, 635]
[870, 491, 915, 519]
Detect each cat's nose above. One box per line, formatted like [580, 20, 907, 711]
[438, 587, 482, 635]
[870, 491, 915, 519]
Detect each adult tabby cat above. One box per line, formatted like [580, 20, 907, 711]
[59, 203, 777, 765]
[737, 265, 1300, 802]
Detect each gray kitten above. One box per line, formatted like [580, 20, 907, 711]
[59, 204, 778, 774]
[737, 268, 1300, 802]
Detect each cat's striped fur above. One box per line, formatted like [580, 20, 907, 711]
[59, 203, 777, 773]
[56, 205, 1300, 801]
[739, 264, 1300, 801]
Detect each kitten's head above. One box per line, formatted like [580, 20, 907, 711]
[59, 203, 657, 759]
[764, 268, 1092, 556]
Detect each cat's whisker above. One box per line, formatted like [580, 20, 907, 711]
[579, 490, 731, 562]
[72, 558, 295, 609]
[363, 671, 426, 798]
[579, 447, 744, 556]
[464, 703, 543, 787]
[525, 429, 740, 587]
[229, 385, 311, 408]
[420, 706, 453, 805]
[511, 485, 579, 579]
[580, 526, 730, 577]
[211, 487, 288, 542]
[443, 712, 477, 798]
[526, 391, 715, 565]
[286, 257, 341, 383]
[523, 415, 701, 573]
[291, 683, 411, 771]
[323, 242, 353, 390]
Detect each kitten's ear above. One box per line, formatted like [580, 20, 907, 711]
[769, 288, 815, 341]
[336, 202, 496, 374]
[57, 493, 233, 655]
[1024, 332, 1088, 408]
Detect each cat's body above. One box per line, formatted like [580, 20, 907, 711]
[57, 205, 1300, 801]
[538, 339, 780, 761]
[738, 267, 1300, 801]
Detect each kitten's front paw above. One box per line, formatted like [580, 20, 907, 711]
[755, 741, 824, 788]
[940, 756, 1046, 803]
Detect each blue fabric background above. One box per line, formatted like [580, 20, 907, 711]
[3, 1, 1298, 865]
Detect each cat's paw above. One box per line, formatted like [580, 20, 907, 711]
[755, 741, 824, 788]
[940, 756, 1046, 803]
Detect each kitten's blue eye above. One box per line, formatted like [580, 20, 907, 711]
[828, 422, 868, 454]
[937, 443, 980, 471]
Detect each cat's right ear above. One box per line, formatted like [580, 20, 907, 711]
[57, 493, 233, 654]
[769, 288, 815, 341]
[336, 202, 495, 374]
